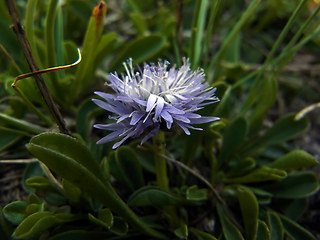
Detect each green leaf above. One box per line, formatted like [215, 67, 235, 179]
[128, 186, 184, 207]
[98, 208, 113, 228]
[217, 204, 244, 240]
[73, 1, 107, 96]
[26, 133, 165, 239]
[28, 132, 105, 181]
[186, 185, 208, 201]
[62, 179, 82, 203]
[94, 32, 118, 69]
[48, 230, 113, 240]
[132, 141, 155, 173]
[237, 186, 259, 240]
[27, 194, 41, 204]
[25, 176, 58, 192]
[249, 187, 272, 204]
[108, 34, 167, 71]
[109, 217, 128, 235]
[0, 113, 45, 135]
[3, 201, 28, 225]
[244, 114, 309, 155]
[112, 146, 145, 192]
[278, 213, 316, 240]
[13, 212, 76, 239]
[0, 127, 23, 151]
[190, 0, 209, 67]
[219, 117, 248, 164]
[227, 157, 256, 178]
[244, 76, 278, 132]
[267, 150, 318, 171]
[25, 203, 43, 216]
[223, 166, 287, 184]
[284, 198, 308, 220]
[190, 228, 218, 240]
[267, 211, 283, 240]
[262, 171, 319, 198]
[174, 224, 188, 239]
[22, 162, 43, 193]
[255, 220, 270, 240]
[0, 205, 13, 240]
[88, 208, 113, 230]
[76, 98, 101, 141]
[129, 13, 147, 36]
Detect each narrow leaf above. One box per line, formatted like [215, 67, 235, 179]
[237, 186, 259, 240]
[217, 204, 244, 240]
[267, 150, 318, 171]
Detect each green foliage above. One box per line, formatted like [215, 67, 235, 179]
[1, 0, 319, 239]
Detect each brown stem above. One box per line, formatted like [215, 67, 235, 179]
[5, 0, 71, 135]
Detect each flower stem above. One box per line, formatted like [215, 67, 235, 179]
[153, 131, 169, 190]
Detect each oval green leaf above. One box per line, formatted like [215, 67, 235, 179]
[267, 211, 283, 240]
[219, 117, 247, 163]
[278, 213, 316, 240]
[255, 220, 270, 240]
[223, 166, 287, 184]
[237, 186, 259, 240]
[3, 201, 28, 225]
[267, 150, 318, 171]
[217, 204, 244, 240]
[262, 171, 319, 199]
[28, 132, 105, 181]
[128, 186, 184, 207]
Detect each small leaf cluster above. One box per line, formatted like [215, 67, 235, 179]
[0, 0, 319, 239]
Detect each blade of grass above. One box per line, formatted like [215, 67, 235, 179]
[214, 24, 320, 117]
[274, 5, 320, 75]
[0, 43, 22, 74]
[25, 0, 41, 68]
[262, 0, 309, 70]
[55, 3, 65, 80]
[12, 86, 54, 126]
[242, 0, 310, 114]
[203, 0, 222, 65]
[208, 0, 261, 81]
[45, 0, 61, 97]
[190, 0, 209, 68]
[0, 113, 46, 135]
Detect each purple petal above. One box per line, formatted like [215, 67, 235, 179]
[165, 105, 185, 114]
[92, 99, 115, 113]
[146, 94, 157, 112]
[190, 116, 220, 124]
[94, 91, 115, 101]
[94, 123, 126, 130]
[130, 112, 144, 125]
[117, 114, 130, 123]
[173, 114, 190, 123]
[176, 122, 190, 135]
[112, 135, 131, 149]
[161, 110, 173, 129]
[141, 124, 160, 144]
[96, 131, 122, 144]
[155, 96, 165, 119]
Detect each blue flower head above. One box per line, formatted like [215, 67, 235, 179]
[93, 59, 220, 149]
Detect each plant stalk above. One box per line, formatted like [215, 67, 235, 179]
[5, 0, 71, 135]
[153, 131, 169, 190]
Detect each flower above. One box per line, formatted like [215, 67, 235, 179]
[92, 59, 220, 149]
